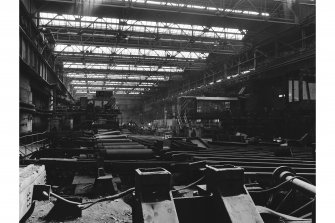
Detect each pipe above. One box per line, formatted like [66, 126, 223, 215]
[273, 166, 315, 197]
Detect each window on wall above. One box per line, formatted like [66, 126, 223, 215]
[39, 62, 43, 77]
[43, 65, 46, 80]
[21, 38, 27, 62]
[308, 83, 315, 100]
[302, 81, 308, 100]
[288, 80, 293, 102]
[288, 79, 315, 102]
[293, 80, 299, 101]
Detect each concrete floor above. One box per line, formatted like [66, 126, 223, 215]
[26, 198, 132, 223]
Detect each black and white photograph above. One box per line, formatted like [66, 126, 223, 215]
[2, 0, 330, 222]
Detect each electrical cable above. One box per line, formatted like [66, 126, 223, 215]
[79, 187, 135, 210]
[45, 188, 135, 209]
[171, 176, 205, 192]
[47, 192, 82, 205]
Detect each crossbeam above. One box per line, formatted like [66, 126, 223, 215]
[63, 68, 180, 76]
[36, 0, 297, 25]
[39, 14, 246, 54]
[70, 84, 166, 89]
[65, 77, 169, 83]
[63, 62, 184, 72]
[53, 33, 240, 54]
[56, 51, 206, 69]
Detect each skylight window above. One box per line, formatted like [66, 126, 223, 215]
[102, 1, 270, 17]
[39, 13, 247, 41]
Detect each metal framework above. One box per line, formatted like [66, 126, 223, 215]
[38, 13, 246, 55]
[63, 69, 182, 81]
[37, 10, 248, 97]
[66, 75, 169, 82]
[63, 62, 182, 71]
[36, 0, 298, 24]
[54, 44, 208, 70]
[35, 0, 301, 97]
[64, 64, 179, 96]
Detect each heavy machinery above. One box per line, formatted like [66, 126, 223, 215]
[177, 96, 239, 138]
[20, 131, 315, 222]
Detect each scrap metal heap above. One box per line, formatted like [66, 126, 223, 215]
[20, 132, 315, 223]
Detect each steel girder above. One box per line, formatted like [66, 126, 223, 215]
[65, 77, 169, 83]
[36, 9, 248, 96]
[50, 31, 242, 54]
[71, 84, 165, 89]
[35, 0, 298, 25]
[55, 52, 207, 70]
[73, 87, 160, 96]
[63, 68, 182, 78]
[73, 92, 155, 97]
[34, 0, 300, 97]
[73, 86, 157, 91]
[38, 16, 246, 54]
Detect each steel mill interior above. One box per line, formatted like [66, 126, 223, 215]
[19, 0, 316, 222]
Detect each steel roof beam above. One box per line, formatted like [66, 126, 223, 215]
[70, 84, 166, 89]
[73, 92, 156, 97]
[35, 0, 298, 25]
[56, 51, 202, 62]
[37, 18, 246, 38]
[51, 33, 241, 54]
[57, 54, 206, 69]
[62, 67, 182, 76]
[38, 15, 246, 54]
[65, 76, 170, 83]
[51, 32, 241, 54]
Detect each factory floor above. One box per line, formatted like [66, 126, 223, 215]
[26, 198, 132, 223]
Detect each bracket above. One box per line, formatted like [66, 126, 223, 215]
[133, 168, 179, 223]
[205, 164, 264, 223]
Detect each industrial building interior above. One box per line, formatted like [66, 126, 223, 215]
[18, 0, 317, 222]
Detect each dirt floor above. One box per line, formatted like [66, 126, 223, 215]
[26, 197, 132, 223]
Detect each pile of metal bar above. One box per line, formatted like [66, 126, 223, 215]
[161, 139, 315, 184]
